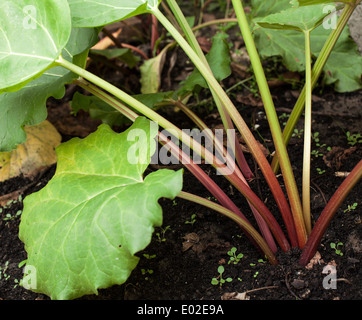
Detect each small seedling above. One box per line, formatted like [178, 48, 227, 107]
[3, 210, 22, 223]
[227, 247, 243, 265]
[143, 253, 156, 259]
[141, 268, 154, 280]
[344, 202, 358, 213]
[330, 242, 343, 256]
[211, 266, 232, 287]
[346, 132, 362, 146]
[311, 149, 323, 158]
[292, 128, 304, 139]
[0, 261, 10, 281]
[185, 214, 197, 226]
[316, 168, 325, 175]
[155, 225, 171, 243]
[279, 112, 290, 127]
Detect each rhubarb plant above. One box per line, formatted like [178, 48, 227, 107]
[0, 0, 361, 299]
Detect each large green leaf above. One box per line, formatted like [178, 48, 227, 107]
[255, 4, 333, 32]
[68, 0, 161, 27]
[0, 0, 72, 92]
[0, 27, 99, 152]
[251, 0, 362, 92]
[178, 32, 232, 94]
[311, 25, 362, 91]
[19, 118, 183, 300]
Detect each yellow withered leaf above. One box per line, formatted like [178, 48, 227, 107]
[0, 121, 61, 182]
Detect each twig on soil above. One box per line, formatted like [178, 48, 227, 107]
[285, 272, 302, 300]
[311, 180, 328, 206]
[244, 285, 279, 294]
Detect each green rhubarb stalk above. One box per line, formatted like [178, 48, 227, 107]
[299, 160, 362, 266]
[150, 6, 299, 248]
[302, 30, 313, 235]
[166, 0, 253, 179]
[271, 3, 357, 173]
[178, 191, 278, 265]
[231, 0, 305, 247]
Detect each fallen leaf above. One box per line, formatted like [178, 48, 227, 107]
[0, 121, 61, 182]
[140, 45, 168, 94]
[236, 93, 264, 107]
[182, 233, 202, 252]
[305, 251, 324, 270]
[221, 292, 249, 300]
[323, 146, 357, 170]
[197, 37, 212, 53]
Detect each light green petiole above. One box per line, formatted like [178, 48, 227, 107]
[271, 3, 358, 173]
[302, 30, 312, 235]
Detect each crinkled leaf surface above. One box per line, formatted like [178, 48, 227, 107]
[0, 0, 71, 92]
[0, 121, 61, 182]
[19, 118, 183, 300]
[0, 27, 99, 152]
[298, 0, 351, 5]
[255, 4, 333, 32]
[68, 0, 161, 27]
[251, 0, 362, 92]
[310, 25, 362, 91]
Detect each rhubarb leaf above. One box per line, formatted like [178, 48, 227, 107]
[19, 118, 183, 300]
[0, 27, 99, 152]
[0, 121, 61, 182]
[251, 0, 362, 92]
[0, 0, 71, 92]
[68, 0, 161, 27]
[255, 4, 333, 32]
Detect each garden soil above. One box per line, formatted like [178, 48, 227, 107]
[0, 15, 361, 300]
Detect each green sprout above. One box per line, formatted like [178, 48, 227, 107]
[346, 132, 362, 146]
[211, 266, 232, 287]
[155, 225, 171, 243]
[316, 168, 325, 175]
[185, 214, 197, 226]
[344, 202, 358, 213]
[227, 247, 243, 265]
[141, 268, 154, 280]
[330, 242, 343, 256]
